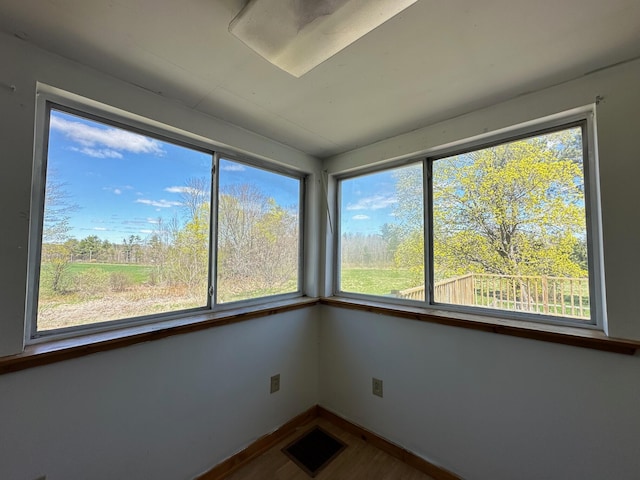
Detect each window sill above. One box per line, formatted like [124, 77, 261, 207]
[3, 295, 635, 376]
[0, 297, 319, 375]
[320, 297, 640, 355]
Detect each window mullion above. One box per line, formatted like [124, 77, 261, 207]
[424, 158, 432, 307]
[210, 153, 221, 308]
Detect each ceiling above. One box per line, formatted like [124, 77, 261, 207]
[1, 0, 639, 158]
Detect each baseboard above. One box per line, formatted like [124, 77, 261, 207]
[317, 406, 461, 480]
[196, 404, 461, 480]
[196, 405, 318, 480]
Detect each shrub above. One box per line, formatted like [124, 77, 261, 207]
[110, 272, 132, 292]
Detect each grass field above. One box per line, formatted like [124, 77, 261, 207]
[36, 264, 418, 330]
[340, 268, 417, 296]
[65, 263, 153, 284]
[57, 264, 418, 297]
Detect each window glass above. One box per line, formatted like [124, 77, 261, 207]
[339, 163, 425, 298]
[216, 158, 300, 303]
[37, 108, 212, 331]
[432, 126, 591, 320]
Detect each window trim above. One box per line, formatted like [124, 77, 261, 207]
[26, 91, 307, 344]
[333, 107, 606, 331]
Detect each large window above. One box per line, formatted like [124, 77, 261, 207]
[337, 117, 601, 326]
[29, 103, 303, 337]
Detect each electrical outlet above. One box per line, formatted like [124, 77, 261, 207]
[372, 377, 383, 397]
[270, 373, 280, 394]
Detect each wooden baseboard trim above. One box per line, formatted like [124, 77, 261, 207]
[196, 405, 318, 480]
[317, 406, 461, 480]
[197, 404, 460, 480]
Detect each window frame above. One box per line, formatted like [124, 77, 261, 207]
[26, 94, 307, 343]
[334, 108, 605, 330]
[334, 159, 428, 308]
[211, 152, 306, 311]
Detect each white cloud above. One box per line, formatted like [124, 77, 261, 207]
[165, 186, 188, 194]
[72, 147, 123, 159]
[352, 214, 370, 220]
[164, 186, 206, 195]
[139, 229, 153, 234]
[221, 163, 246, 172]
[93, 227, 107, 231]
[113, 188, 122, 195]
[147, 218, 160, 224]
[346, 194, 397, 211]
[50, 114, 165, 157]
[136, 198, 182, 208]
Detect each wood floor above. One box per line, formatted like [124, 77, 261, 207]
[224, 417, 436, 480]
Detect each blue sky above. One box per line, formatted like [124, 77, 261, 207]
[46, 109, 299, 243]
[340, 166, 415, 235]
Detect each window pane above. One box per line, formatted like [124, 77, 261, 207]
[432, 126, 591, 320]
[37, 109, 212, 331]
[216, 159, 300, 303]
[340, 163, 425, 298]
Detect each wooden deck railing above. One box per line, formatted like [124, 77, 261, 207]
[397, 273, 590, 319]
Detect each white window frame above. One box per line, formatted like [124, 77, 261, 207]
[26, 90, 306, 343]
[334, 107, 606, 330]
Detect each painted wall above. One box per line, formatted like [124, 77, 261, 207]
[319, 59, 640, 479]
[0, 310, 319, 480]
[0, 32, 319, 479]
[318, 305, 640, 480]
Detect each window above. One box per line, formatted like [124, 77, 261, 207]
[29, 102, 303, 337]
[338, 163, 424, 298]
[216, 158, 301, 303]
[337, 116, 602, 326]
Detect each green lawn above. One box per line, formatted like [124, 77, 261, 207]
[66, 263, 153, 284]
[53, 264, 417, 298]
[340, 268, 417, 296]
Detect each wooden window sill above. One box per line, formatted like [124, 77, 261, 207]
[320, 297, 640, 355]
[3, 295, 636, 376]
[0, 297, 319, 375]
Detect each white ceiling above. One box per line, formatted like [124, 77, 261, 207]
[1, 0, 639, 158]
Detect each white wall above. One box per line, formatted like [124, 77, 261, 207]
[319, 59, 640, 479]
[318, 305, 640, 480]
[0, 32, 320, 480]
[0, 309, 319, 480]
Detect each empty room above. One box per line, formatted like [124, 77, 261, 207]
[1, 1, 640, 479]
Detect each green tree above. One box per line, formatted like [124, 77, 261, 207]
[40, 174, 77, 293]
[390, 129, 587, 285]
[432, 129, 587, 280]
[41, 243, 73, 294]
[167, 203, 210, 291]
[388, 164, 425, 284]
[78, 235, 102, 262]
[122, 235, 142, 263]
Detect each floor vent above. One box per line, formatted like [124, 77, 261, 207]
[282, 426, 347, 477]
